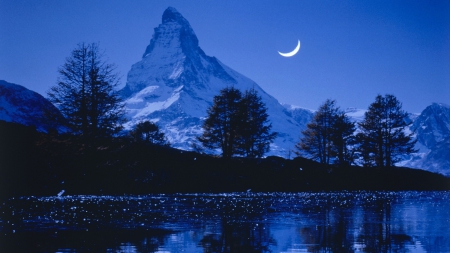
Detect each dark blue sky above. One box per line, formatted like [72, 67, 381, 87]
[1, 0, 449, 113]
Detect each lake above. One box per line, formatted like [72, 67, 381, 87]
[1, 191, 449, 252]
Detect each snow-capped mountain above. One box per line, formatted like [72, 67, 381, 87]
[412, 103, 450, 149]
[344, 107, 367, 122]
[121, 7, 312, 155]
[345, 103, 450, 175]
[300, 104, 450, 175]
[0, 80, 64, 132]
[120, 7, 449, 173]
[400, 103, 450, 175]
[282, 104, 314, 127]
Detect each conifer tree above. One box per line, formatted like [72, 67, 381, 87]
[236, 88, 277, 158]
[357, 94, 417, 167]
[198, 87, 242, 158]
[296, 99, 338, 164]
[130, 121, 169, 146]
[47, 43, 124, 141]
[296, 99, 355, 165]
[198, 87, 276, 158]
[333, 112, 357, 165]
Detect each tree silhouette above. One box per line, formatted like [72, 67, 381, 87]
[130, 121, 169, 146]
[198, 87, 276, 158]
[332, 112, 357, 165]
[357, 94, 417, 167]
[47, 43, 124, 142]
[236, 88, 277, 158]
[198, 87, 242, 158]
[296, 99, 355, 165]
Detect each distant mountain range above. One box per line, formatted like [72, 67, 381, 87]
[0, 80, 63, 132]
[0, 7, 448, 176]
[399, 103, 450, 175]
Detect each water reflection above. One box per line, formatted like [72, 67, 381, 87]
[0, 192, 449, 252]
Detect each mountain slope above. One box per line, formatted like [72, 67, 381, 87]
[119, 7, 449, 173]
[412, 103, 450, 148]
[121, 7, 311, 155]
[401, 103, 450, 175]
[0, 80, 63, 132]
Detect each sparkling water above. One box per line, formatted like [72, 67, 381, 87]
[1, 191, 449, 252]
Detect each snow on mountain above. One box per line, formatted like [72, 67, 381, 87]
[411, 103, 450, 149]
[0, 80, 64, 132]
[343, 105, 450, 175]
[121, 7, 309, 155]
[120, 7, 449, 173]
[400, 103, 450, 175]
[282, 104, 314, 128]
[344, 107, 366, 122]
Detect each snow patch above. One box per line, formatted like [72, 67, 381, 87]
[132, 86, 183, 118]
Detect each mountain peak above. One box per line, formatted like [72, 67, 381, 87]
[431, 102, 450, 109]
[121, 7, 304, 155]
[162, 7, 186, 24]
[140, 7, 199, 60]
[412, 102, 450, 149]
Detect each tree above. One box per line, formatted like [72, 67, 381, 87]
[357, 94, 417, 167]
[198, 87, 276, 158]
[130, 121, 169, 146]
[295, 99, 355, 165]
[332, 112, 357, 165]
[198, 87, 242, 159]
[47, 43, 124, 142]
[235, 88, 277, 158]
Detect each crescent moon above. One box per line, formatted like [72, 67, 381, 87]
[278, 40, 301, 57]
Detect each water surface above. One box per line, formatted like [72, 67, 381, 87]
[1, 191, 449, 252]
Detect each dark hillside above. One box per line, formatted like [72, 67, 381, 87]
[0, 121, 41, 198]
[1, 120, 449, 200]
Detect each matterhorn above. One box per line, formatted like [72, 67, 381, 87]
[121, 7, 311, 155]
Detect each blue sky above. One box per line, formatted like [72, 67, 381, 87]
[1, 0, 449, 113]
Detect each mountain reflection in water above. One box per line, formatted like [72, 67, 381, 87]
[0, 191, 449, 252]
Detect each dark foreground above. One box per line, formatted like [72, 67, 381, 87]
[1, 120, 450, 199]
[1, 192, 450, 252]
